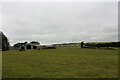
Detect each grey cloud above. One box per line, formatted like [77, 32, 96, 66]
[2, 2, 118, 45]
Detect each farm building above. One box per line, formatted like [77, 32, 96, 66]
[19, 43, 56, 51]
[19, 43, 41, 51]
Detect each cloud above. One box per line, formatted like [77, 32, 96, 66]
[1, 0, 119, 2]
[2, 2, 118, 45]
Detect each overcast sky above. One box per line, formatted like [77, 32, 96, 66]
[1, 1, 118, 45]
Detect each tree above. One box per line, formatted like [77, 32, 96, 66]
[81, 41, 84, 48]
[24, 41, 28, 45]
[0, 31, 10, 51]
[13, 43, 21, 48]
[0, 32, 2, 50]
[13, 42, 27, 48]
[30, 41, 40, 45]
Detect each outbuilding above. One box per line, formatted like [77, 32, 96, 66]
[19, 43, 40, 51]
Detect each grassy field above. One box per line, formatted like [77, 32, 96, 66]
[2, 47, 118, 78]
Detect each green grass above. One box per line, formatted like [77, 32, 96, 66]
[2, 47, 118, 78]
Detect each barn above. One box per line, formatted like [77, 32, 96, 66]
[19, 43, 40, 51]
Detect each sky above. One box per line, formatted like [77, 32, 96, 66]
[1, 1, 118, 46]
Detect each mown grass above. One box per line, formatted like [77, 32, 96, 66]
[2, 47, 118, 78]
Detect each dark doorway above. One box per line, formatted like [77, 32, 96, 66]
[26, 45, 31, 49]
[33, 46, 37, 49]
[21, 46, 25, 50]
[19, 46, 25, 51]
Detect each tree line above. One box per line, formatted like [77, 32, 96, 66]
[81, 41, 120, 48]
[0, 31, 120, 51]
